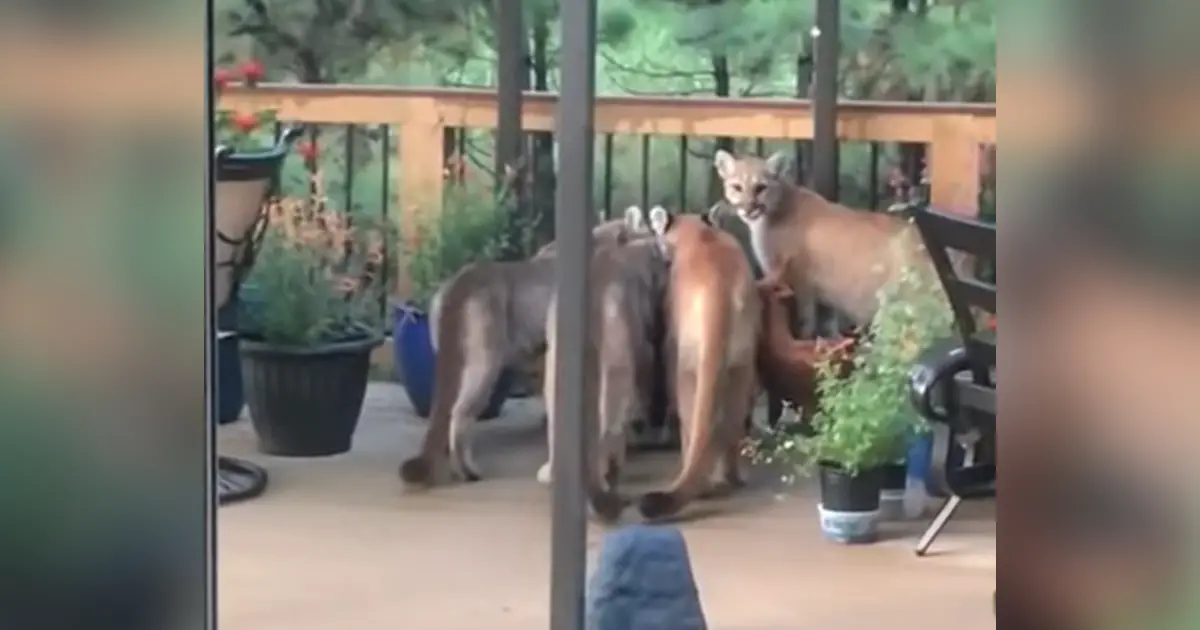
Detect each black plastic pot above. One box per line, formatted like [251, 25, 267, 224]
[240, 335, 382, 457]
[818, 463, 883, 512]
[877, 462, 908, 521]
[879, 463, 906, 492]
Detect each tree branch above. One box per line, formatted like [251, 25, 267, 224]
[234, 0, 304, 51]
[599, 50, 709, 80]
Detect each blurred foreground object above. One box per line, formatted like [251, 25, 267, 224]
[586, 526, 707, 630]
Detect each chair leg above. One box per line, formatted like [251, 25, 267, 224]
[766, 393, 783, 428]
[915, 494, 962, 556]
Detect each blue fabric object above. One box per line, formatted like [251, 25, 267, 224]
[907, 433, 945, 497]
[393, 304, 436, 416]
[586, 525, 707, 630]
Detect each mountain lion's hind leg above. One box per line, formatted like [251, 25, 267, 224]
[536, 328, 558, 485]
[599, 364, 634, 490]
[448, 360, 503, 482]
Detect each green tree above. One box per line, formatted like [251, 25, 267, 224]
[215, 0, 468, 82]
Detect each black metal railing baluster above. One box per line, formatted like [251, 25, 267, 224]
[868, 141, 880, 210]
[380, 125, 391, 217]
[344, 124, 356, 212]
[457, 129, 467, 187]
[269, 121, 284, 196]
[678, 136, 688, 210]
[640, 135, 651, 212]
[380, 124, 391, 319]
[602, 134, 614, 219]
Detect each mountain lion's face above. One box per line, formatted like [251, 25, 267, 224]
[714, 150, 791, 222]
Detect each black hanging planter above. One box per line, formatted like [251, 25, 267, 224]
[213, 128, 301, 309]
[240, 335, 382, 457]
[817, 462, 883, 544]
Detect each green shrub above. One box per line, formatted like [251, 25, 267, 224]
[404, 180, 536, 310]
[242, 174, 398, 346]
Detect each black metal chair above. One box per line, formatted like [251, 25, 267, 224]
[908, 207, 996, 556]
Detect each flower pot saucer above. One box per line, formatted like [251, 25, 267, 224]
[217, 456, 268, 505]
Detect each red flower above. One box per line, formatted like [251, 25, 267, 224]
[987, 316, 997, 331]
[239, 59, 266, 86]
[213, 67, 235, 92]
[297, 140, 319, 163]
[231, 111, 259, 134]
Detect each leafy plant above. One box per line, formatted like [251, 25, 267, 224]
[404, 170, 537, 310]
[751, 233, 954, 478]
[213, 58, 279, 153]
[242, 172, 397, 346]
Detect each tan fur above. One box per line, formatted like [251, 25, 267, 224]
[398, 216, 652, 488]
[536, 219, 670, 522]
[534, 217, 638, 258]
[514, 216, 643, 399]
[712, 149, 938, 329]
[755, 263, 859, 424]
[637, 207, 761, 520]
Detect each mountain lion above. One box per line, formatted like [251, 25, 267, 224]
[637, 206, 761, 520]
[709, 149, 938, 329]
[536, 207, 671, 522]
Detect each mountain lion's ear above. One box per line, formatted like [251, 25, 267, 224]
[623, 205, 648, 233]
[648, 205, 671, 236]
[764, 151, 793, 180]
[714, 150, 737, 180]
[705, 201, 727, 225]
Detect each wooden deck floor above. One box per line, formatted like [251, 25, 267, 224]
[218, 383, 994, 630]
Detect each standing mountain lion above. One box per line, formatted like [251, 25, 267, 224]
[709, 149, 938, 329]
[637, 206, 761, 521]
[535, 209, 671, 522]
[398, 215, 650, 488]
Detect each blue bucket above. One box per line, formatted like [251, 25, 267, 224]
[906, 432, 948, 498]
[393, 304, 512, 420]
[216, 331, 244, 425]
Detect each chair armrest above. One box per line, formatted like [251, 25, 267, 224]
[908, 339, 971, 423]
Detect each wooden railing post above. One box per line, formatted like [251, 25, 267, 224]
[929, 115, 982, 218]
[395, 98, 445, 298]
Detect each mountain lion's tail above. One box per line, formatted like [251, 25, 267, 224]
[637, 297, 729, 520]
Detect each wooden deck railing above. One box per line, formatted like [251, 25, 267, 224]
[219, 83, 996, 231]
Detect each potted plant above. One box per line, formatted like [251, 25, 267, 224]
[238, 173, 397, 456]
[394, 165, 531, 419]
[751, 243, 952, 544]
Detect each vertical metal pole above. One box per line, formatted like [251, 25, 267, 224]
[811, 0, 839, 201]
[811, 0, 841, 336]
[495, 0, 526, 258]
[494, 0, 525, 183]
[551, 0, 596, 627]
